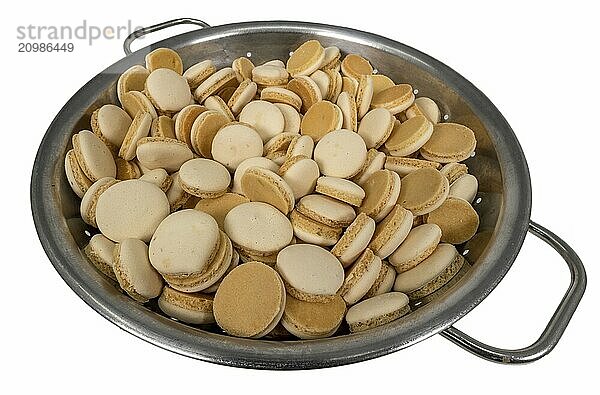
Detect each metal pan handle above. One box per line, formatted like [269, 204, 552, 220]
[440, 220, 586, 363]
[123, 18, 211, 55]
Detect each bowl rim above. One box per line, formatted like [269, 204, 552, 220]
[31, 20, 532, 369]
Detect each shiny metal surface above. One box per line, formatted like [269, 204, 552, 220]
[123, 18, 211, 55]
[30, 20, 584, 369]
[441, 221, 587, 363]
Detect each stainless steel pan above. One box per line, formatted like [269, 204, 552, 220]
[31, 18, 586, 369]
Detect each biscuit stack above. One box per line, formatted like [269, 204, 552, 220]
[67, 41, 480, 339]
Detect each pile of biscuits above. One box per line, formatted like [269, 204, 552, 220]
[66, 41, 480, 339]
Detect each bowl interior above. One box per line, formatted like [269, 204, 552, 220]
[34, 21, 530, 369]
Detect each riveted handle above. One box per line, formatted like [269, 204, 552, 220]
[123, 18, 211, 55]
[440, 220, 586, 364]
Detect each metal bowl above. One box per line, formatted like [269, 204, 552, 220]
[31, 19, 586, 369]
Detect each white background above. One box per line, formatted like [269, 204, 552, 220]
[2, 1, 597, 393]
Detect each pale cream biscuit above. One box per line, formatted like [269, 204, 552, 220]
[179, 158, 231, 198]
[183, 60, 216, 89]
[166, 230, 233, 292]
[139, 168, 172, 192]
[203, 95, 235, 121]
[90, 104, 132, 150]
[325, 69, 343, 102]
[194, 68, 238, 103]
[363, 262, 396, 299]
[389, 223, 442, 273]
[119, 112, 152, 161]
[96, 180, 170, 242]
[227, 79, 258, 115]
[339, 248, 382, 305]
[115, 158, 141, 180]
[224, 202, 293, 256]
[331, 213, 376, 267]
[84, 233, 117, 280]
[136, 137, 194, 173]
[368, 205, 413, 259]
[211, 123, 264, 171]
[252, 64, 289, 86]
[286, 134, 314, 160]
[407, 97, 441, 124]
[384, 156, 441, 177]
[278, 155, 320, 200]
[149, 209, 220, 278]
[113, 238, 163, 303]
[260, 87, 302, 111]
[336, 91, 358, 131]
[80, 177, 119, 227]
[385, 116, 434, 156]
[320, 46, 341, 71]
[358, 108, 395, 149]
[232, 57, 255, 82]
[65, 149, 92, 198]
[449, 174, 478, 203]
[394, 243, 465, 301]
[309, 70, 330, 98]
[72, 130, 117, 182]
[238, 100, 285, 142]
[314, 129, 367, 178]
[296, 194, 356, 228]
[289, 209, 342, 247]
[440, 162, 469, 184]
[273, 103, 301, 134]
[263, 132, 298, 157]
[150, 116, 176, 139]
[158, 286, 215, 324]
[145, 68, 192, 114]
[352, 148, 386, 186]
[315, 176, 365, 206]
[275, 244, 344, 302]
[165, 171, 191, 211]
[203, 249, 240, 293]
[356, 75, 374, 119]
[346, 292, 410, 332]
[120, 90, 158, 119]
